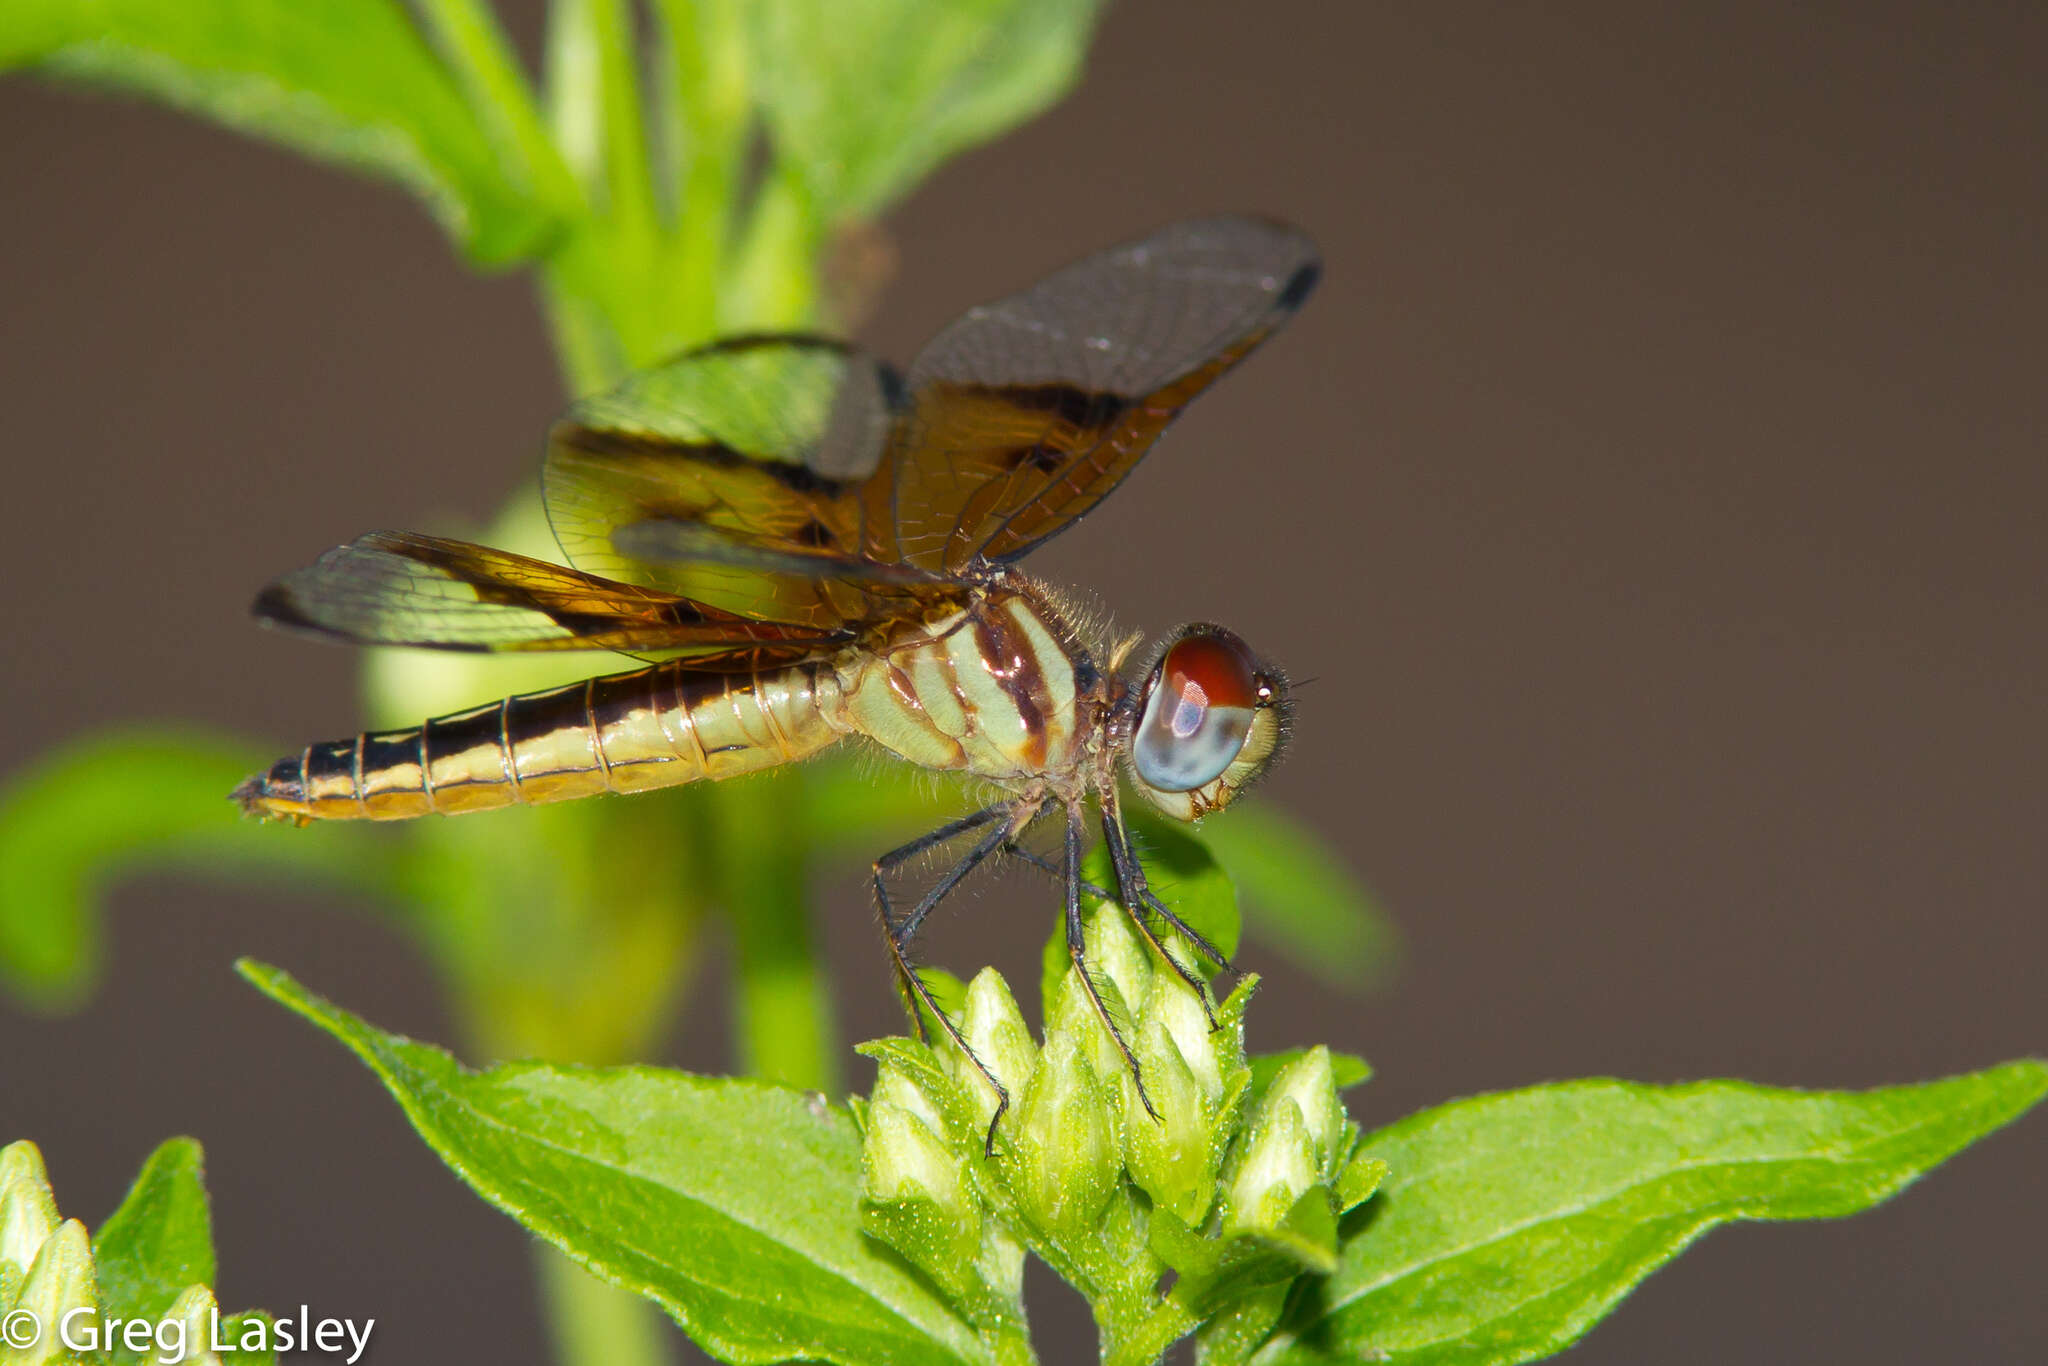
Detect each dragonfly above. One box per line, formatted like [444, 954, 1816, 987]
[236, 215, 1317, 1113]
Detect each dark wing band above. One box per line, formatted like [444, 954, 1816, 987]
[543, 336, 909, 626]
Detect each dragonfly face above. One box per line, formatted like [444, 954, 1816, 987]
[236, 215, 1322, 1126]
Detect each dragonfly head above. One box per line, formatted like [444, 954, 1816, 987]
[1120, 624, 1292, 821]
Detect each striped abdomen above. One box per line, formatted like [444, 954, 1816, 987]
[235, 660, 845, 822]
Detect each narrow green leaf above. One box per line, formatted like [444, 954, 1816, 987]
[747, 0, 1105, 221]
[1163, 807, 1399, 993]
[90, 1139, 216, 1363]
[647, 0, 749, 339]
[410, 0, 580, 214]
[1, 0, 558, 264]
[238, 960, 989, 1366]
[0, 727, 408, 1008]
[1257, 1061, 2048, 1365]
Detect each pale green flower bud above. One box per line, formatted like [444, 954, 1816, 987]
[1148, 956, 1226, 1103]
[1122, 1013, 1219, 1224]
[0, 1141, 58, 1280]
[1223, 1100, 1319, 1239]
[1044, 908, 1150, 1082]
[1262, 1046, 1347, 1176]
[1085, 904, 1152, 1021]
[957, 968, 1039, 1131]
[14, 1219, 95, 1365]
[872, 1058, 948, 1139]
[1015, 1034, 1120, 1235]
[153, 1285, 222, 1366]
[864, 1101, 967, 1216]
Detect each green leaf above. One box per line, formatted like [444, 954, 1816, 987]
[0, 727, 408, 1009]
[747, 0, 1104, 221]
[90, 1138, 216, 1357]
[238, 960, 989, 1366]
[1256, 1061, 2048, 1365]
[1165, 806, 1400, 993]
[1, 0, 561, 264]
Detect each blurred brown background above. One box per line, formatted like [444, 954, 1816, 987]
[3, 2, 2042, 1362]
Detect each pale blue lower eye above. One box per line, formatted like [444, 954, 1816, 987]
[1135, 703, 1254, 792]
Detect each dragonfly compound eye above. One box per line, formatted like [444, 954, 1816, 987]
[1133, 628, 1263, 792]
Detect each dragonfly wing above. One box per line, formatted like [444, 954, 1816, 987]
[253, 531, 851, 666]
[543, 335, 914, 627]
[863, 216, 1320, 572]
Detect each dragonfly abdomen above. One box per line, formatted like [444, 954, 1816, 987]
[234, 660, 845, 822]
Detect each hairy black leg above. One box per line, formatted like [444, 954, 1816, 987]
[1101, 800, 1229, 1030]
[872, 804, 1009, 1040]
[1062, 802, 1159, 1121]
[1005, 821, 1195, 999]
[1002, 841, 1115, 901]
[1101, 799, 1235, 972]
[871, 800, 1031, 1145]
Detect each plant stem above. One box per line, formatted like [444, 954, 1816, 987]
[716, 775, 841, 1093]
[536, 1245, 672, 1366]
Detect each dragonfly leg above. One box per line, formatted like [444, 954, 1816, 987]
[871, 799, 1032, 1145]
[1002, 839, 1115, 901]
[1102, 794, 1231, 1029]
[1061, 802, 1159, 1121]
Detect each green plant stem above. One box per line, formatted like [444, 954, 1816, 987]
[536, 1245, 672, 1366]
[715, 775, 841, 1093]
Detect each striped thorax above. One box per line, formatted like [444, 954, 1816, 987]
[836, 581, 1098, 795]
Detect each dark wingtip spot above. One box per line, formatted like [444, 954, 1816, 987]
[251, 582, 314, 631]
[1276, 261, 1321, 311]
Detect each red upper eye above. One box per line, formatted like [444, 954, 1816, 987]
[1162, 634, 1259, 716]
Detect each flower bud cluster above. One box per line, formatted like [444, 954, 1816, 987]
[855, 902, 1386, 1366]
[3, 1140, 98, 1366]
[2, 1140, 245, 1366]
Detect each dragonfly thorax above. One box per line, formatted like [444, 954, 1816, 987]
[833, 583, 1103, 794]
